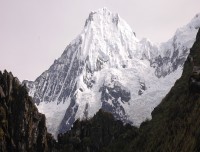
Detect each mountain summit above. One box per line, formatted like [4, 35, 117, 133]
[71, 7, 139, 71]
[24, 8, 200, 137]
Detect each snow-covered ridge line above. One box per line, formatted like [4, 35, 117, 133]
[24, 8, 200, 138]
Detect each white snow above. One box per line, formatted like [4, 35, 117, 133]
[36, 98, 71, 137]
[124, 67, 183, 125]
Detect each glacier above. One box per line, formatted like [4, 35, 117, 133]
[23, 8, 200, 138]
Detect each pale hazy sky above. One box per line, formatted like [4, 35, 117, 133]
[0, 0, 200, 81]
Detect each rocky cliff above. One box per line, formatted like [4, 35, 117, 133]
[0, 71, 55, 152]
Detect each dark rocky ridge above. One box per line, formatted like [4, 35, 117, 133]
[0, 71, 55, 152]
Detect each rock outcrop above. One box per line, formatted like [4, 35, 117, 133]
[0, 71, 55, 152]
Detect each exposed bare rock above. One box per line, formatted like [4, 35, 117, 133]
[0, 70, 55, 152]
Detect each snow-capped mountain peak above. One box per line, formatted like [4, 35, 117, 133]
[84, 7, 127, 30]
[79, 7, 140, 72]
[24, 9, 200, 138]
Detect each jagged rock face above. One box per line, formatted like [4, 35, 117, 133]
[0, 71, 55, 152]
[100, 81, 132, 124]
[24, 8, 200, 137]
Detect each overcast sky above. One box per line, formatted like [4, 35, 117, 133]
[0, 0, 200, 81]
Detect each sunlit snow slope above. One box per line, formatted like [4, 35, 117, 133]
[24, 8, 200, 137]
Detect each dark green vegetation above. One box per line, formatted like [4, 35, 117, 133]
[56, 109, 138, 152]
[0, 29, 200, 151]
